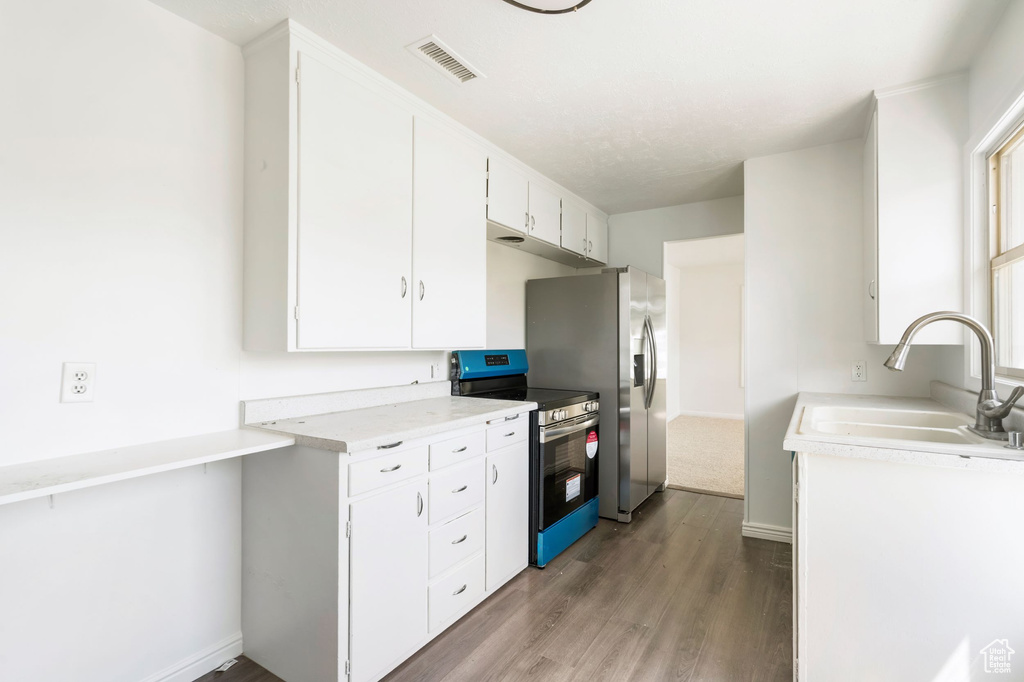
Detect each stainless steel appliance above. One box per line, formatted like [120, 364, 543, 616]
[526, 266, 666, 522]
[450, 349, 600, 567]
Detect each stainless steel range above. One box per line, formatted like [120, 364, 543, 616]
[451, 349, 599, 567]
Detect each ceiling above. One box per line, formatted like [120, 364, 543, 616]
[666, 234, 744, 269]
[149, 0, 1008, 215]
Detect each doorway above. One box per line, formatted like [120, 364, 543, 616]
[662, 234, 745, 498]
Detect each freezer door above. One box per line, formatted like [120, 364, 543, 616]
[623, 268, 649, 515]
[646, 274, 667, 495]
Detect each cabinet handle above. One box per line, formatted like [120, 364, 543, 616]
[525, 211, 530, 229]
[452, 584, 467, 596]
[492, 464, 498, 484]
[419, 280, 425, 301]
[589, 240, 593, 253]
[377, 441, 403, 450]
[416, 491, 423, 517]
[504, 431, 515, 437]
[530, 215, 535, 231]
[452, 485, 468, 494]
[868, 279, 876, 300]
[451, 534, 468, 545]
[380, 463, 402, 473]
[504, 414, 520, 421]
[401, 276, 407, 299]
[452, 446, 468, 453]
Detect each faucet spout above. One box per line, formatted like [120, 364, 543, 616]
[884, 312, 1019, 440]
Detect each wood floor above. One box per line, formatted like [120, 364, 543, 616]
[203, 490, 792, 682]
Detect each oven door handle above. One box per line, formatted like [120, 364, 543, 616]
[538, 415, 599, 443]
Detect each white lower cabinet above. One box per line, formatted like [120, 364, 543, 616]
[428, 554, 485, 633]
[242, 413, 531, 682]
[349, 479, 428, 682]
[485, 441, 529, 590]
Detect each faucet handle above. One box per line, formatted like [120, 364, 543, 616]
[980, 385, 1024, 420]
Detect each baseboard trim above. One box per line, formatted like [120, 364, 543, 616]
[674, 410, 744, 421]
[666, 483, 743, 500]
[742, 521, 792, 544]
[139, 632, 244, 682]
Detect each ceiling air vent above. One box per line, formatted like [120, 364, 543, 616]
[407, 35, 485, 85]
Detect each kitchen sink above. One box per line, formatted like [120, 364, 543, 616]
[803, 406, 971, 429]
[798, 405, 983, 445]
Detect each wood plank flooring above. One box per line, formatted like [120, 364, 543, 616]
[202, 491, 792, 682]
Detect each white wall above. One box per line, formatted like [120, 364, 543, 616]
[486, 242, 576, 349]
[675, 260, 745, 419]
[0, 2, 246, 680]
[967, 0, 1024, 139]
[744, 140, 964, 534]
[608, 195, 743, 277]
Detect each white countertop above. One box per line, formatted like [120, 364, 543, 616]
[0, 428, 295, 507]
[248, 395, 537, 454]
[784, 391, 1024, 473]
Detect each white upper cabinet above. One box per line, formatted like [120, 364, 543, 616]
[561, 201, 588, 256]
[864, 76, 966, 345]
[527, 182, 562, 247]
[586, 212, 608, 264]
[486, 158, 529, 234]
[242, 22, 606, 349]
[296, 51, 413, 349]
[412, 119, 487, 349]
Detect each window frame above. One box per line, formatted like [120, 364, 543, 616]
[987, 121, 1024, 380]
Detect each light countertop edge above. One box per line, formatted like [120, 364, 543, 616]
[783, 391, 1024, 474]
[0, 428, 295, 507]
[248, 397, 538, 454]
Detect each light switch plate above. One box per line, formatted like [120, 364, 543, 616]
[61, 362, 96, 403]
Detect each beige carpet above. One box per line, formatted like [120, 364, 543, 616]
[666, 415, 745, 499]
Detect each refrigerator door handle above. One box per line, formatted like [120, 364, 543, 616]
[647, 314, 658, 408]
[643, 315, 651, 405]
[642, 315, 655, 409]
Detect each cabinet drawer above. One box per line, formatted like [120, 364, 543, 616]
[429, 507, 484, 579]
[429, 460, 484, 523]
[429, 431, 485, 471]
[349, 446, 428, 497]
[486, 417, 528, 451]
[428, 554, 485, 633]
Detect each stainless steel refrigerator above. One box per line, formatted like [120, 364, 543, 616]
[526, 266, 666, 522]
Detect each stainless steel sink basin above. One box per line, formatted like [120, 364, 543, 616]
[798, 405, 982, 445]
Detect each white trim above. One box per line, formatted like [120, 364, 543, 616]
[139, 632, 243, 682]
[963, 70, 1024, 394]
[874, 71, 967, 99]
[742, 521, 792, 544]
[673, 409, 744, 421]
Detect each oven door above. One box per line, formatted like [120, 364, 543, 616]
[537, 414, 599, 531]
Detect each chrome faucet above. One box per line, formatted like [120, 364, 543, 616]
[884, 311, 1024, 441]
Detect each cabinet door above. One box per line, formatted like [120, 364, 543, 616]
[586, 212, 608, 264]
[863, 109, 879, 344]
[412, 119, 487, 348]
[349, 479, 427, 682]
[296, 51, 413, 349]
[528, 182, 562, 246]
[485, 443, 528, 590]
[561, 201, 588, 256]
[486, 158, 529, 233]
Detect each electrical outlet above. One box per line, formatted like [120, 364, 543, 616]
[61, 362, 96, 402]
[852, 361, 867, 382]
[430, 360, 445, 380]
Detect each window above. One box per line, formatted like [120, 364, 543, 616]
[989, 121, 1024, 379]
